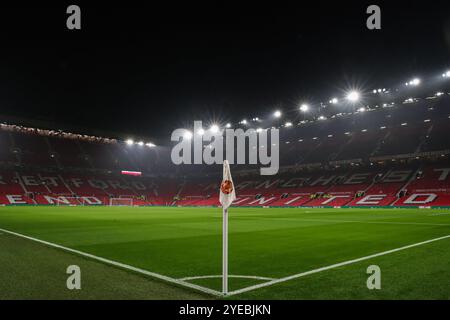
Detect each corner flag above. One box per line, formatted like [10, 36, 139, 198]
[219, 160, 236, 209]
[219, 160, 236, 295]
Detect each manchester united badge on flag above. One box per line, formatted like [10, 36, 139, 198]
[219, 160, 236, 209]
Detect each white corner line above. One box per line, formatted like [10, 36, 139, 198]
[226, 234, 450, 297]
[180, 275, 276, 281]
[0, 227, 222, 297]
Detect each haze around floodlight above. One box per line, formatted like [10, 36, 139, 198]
[346, 91, 360, 102]
[210, 124, 219, 133]
[300, 104, 309, 112]
[411, 78, 420, 86]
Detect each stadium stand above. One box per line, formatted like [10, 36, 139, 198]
[1, 92, 449, 207]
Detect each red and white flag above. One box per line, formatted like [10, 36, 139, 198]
[219, 160, 236, 209]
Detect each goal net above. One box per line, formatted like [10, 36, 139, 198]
[109, 198, 134, 206]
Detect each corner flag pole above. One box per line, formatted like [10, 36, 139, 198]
[222, 207, 228, 295]
[219, 160, 235, 296]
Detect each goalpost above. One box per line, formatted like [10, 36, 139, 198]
[109, 198, 134, 206]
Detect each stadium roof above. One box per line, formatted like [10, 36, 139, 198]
[0, 3, 449, 141]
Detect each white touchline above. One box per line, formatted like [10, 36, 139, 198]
[226, 234, 450, 296]
[0, 227, 222, 297]
[304, 218, 450, 226]
[429, 212, 450, 216]
[275, 217, 450, 227]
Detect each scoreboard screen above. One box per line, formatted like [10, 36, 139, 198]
[121, 170, 142, 176]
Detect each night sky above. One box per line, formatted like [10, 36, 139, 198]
[0, 1, 449, 142]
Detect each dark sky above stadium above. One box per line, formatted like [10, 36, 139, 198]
[0, 1, 449, 142]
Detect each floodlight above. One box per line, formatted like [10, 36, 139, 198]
[146, 142, 156, 147]
[210, 124, 219, 133]
[197, 128, 205, 135]
[443, 71, 450, 78]
[408, 78, 420, 86]
[346, 91, 360, 102]
[256, 128, 263, 133]
[318, 115, 326, 120]
[137, 141, 144, 146]
[299, 104, 309, 112]
[285, 122, 293, 127]
[329, 98, 338, 104]
[183, 130, 193, 139]
[357, 107, 366, 112]
[240, 119, 247, 125]
[274, 110, 282, 118]
[126, 139, 134, 145]
[225, 123, 231, 128]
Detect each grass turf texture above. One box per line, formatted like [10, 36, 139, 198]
[0, 206, 449, 299]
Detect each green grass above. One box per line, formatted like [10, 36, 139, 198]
[0, 206, 449, 299]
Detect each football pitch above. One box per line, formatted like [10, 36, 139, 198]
[0, 206, 449, 300]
